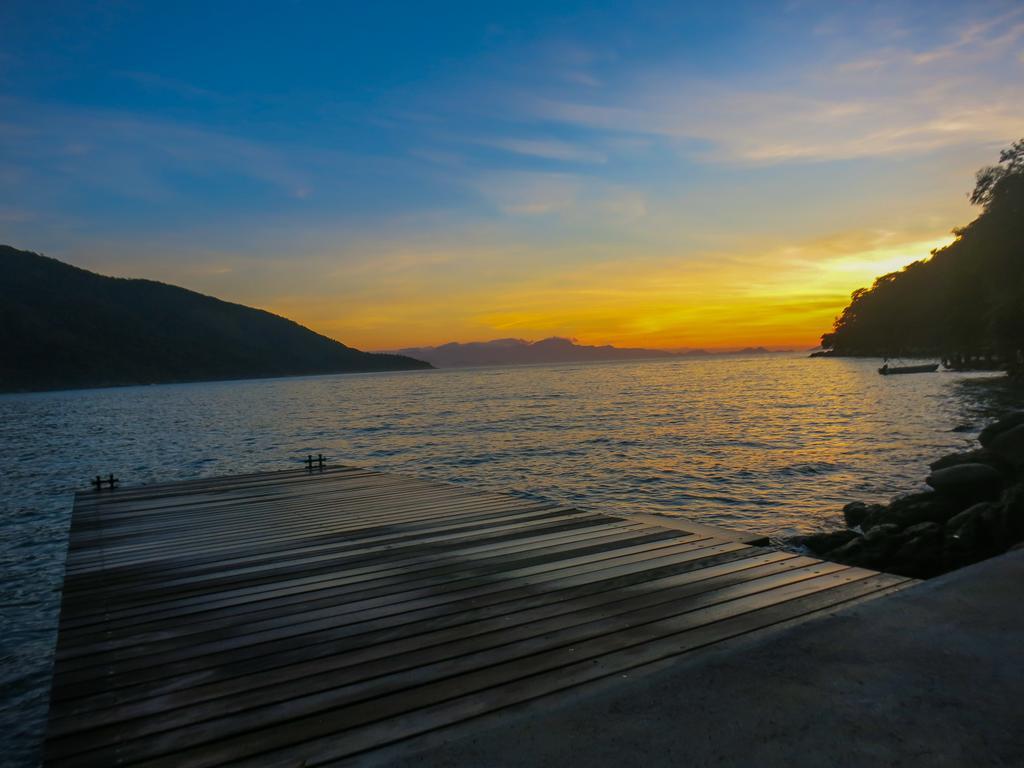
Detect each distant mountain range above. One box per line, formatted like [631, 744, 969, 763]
[393, 337, 791, 368]
[0, 246, 430, 393]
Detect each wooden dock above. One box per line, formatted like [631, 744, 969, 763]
[45, 466, 914, 767]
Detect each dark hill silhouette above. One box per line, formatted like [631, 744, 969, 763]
[0, 246, 430, 392]
[394, 337, 675, 367]
[394, 338, 792, 368]
[820, 139, 1024, 375]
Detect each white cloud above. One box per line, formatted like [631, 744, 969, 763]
[518, 6, 1024, 165]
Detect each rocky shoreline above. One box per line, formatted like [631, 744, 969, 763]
[793, 412, 1024, 579]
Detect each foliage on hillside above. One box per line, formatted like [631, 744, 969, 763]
[822, 140, 1024, 374]
[0, 246, 430, 392]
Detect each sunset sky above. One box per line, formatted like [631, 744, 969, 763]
[2, 1, 1022, 350]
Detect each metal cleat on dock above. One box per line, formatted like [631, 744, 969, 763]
[89, 473, 119, 491]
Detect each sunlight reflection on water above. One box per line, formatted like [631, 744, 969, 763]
[0, 354, 1017, 765]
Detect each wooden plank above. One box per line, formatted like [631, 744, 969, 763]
[57, 526, 691, 637]
[59, 502, 590, 601]
[68, 480, 510, 539]
[312, 575, 910, 768]
[56, 523, 656, 657]
[60, 511, 620, 606]
[49, 538, 734, 702]
[44, 466, 915, 768]
[46, 553, 812, 741]
[61, 503, 586, 589]
[57, 519, 645, 641]
[63, 499, 574, 573]
[66, 493, 558, 563]
[618, 510, 769, 546]
[67, 474, 510, 535]
[50, 572, 905, 767]
[52, 531, 702, 680]
[51, 542, 756, 715]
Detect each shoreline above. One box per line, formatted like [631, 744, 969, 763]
[793, 411, 1024, 579]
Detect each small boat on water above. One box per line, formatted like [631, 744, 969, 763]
[878, 363, 940, 375]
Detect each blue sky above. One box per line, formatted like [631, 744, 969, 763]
[2, 1, 1022, 349]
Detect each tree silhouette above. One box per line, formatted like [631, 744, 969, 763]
[971, 139, 1024, 207]
[821, 139, 1024, 375]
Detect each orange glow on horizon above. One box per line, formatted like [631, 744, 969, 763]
[259, 231, 958, 353]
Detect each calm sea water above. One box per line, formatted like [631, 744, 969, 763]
[0, 354, 1017, 766]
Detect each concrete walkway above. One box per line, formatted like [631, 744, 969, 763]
[382, 550, 1024, 768]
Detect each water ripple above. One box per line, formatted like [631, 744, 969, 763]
[0, 355, 1018, 765]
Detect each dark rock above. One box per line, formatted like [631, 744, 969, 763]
[926, 463, 1004, 501]
[850, 503, 886, 530]
[979, 411, 1024, 447]
[891, 528, 945, 578]
[987, 503, 1020, 549]
[928, 448, 1011, 475]
[825, 535, 868, 563]
[979, 503, 1009, 544]
[842, 501, 871, 528]
[998, 484, 1024, 542]
[862, 535, 903, 566]
[822, 413, 1024, 579]
[945, 502, 1003, 564]
[945, 502, 990, 534]
[865, 523, 901, 541]
[828, 525, 901, 568]
[929, 451, 970, 471]
[859, 504, 890, 530]
[865, 491, 960, 530]
[972, 487, 1024, 552]
[796, 529, 860, 555]
[990, 424, 1024, 467]
[903, 521, 942, 538]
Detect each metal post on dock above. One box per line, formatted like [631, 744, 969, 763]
[90, 473, 119, 491]
[304, 454, 326, 471]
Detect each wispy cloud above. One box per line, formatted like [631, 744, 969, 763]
[515, 5, 1024, 164]
[909, 8, 1024, 64]
[475, 171, 581, 215]
[1, 99, 315, 201]
[4, 1, 1018, 351]
[471, 169, 651, 224]
[474, 137, 606, 164]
